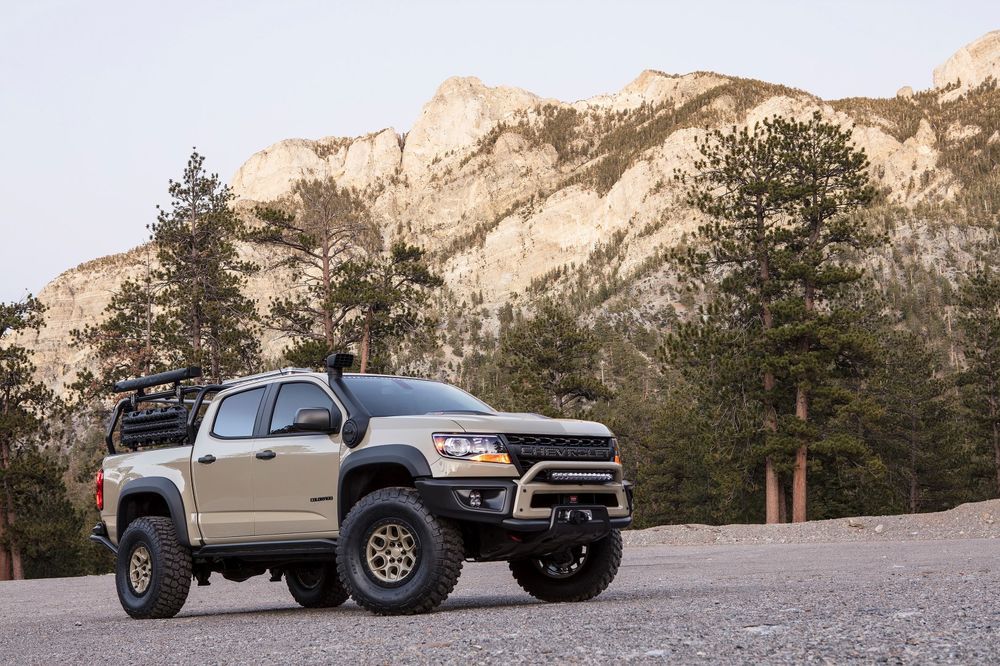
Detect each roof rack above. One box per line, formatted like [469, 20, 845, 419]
[222, 367, 316, 386]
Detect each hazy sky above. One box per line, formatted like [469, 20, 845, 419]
[2, 1, 998, 303]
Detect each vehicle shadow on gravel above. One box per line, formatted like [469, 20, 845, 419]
[169, 583, 730, 619]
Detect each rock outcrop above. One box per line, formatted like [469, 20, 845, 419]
[933, 29, 1000, 99]
[22, 31, 999, 394]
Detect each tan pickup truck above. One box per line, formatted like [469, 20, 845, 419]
[91, 353, 633, 619]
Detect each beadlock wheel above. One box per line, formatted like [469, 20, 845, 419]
[364, 521, 419, 585]
[337, 487, 464, 615]
[533, 545, 589, 579]
[510, 530, 623, 603]
[128, 545, 153, 594]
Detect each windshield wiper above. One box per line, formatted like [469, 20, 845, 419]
[424, 410, 495, 416]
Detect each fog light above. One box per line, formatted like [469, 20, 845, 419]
[454, 487, 506, 511]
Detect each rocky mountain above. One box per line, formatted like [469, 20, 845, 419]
[22, 31, 1000, 394]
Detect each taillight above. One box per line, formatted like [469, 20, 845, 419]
[95, 468, 104, 511]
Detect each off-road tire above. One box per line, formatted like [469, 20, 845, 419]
[115, 516, 192, 619]
[286, 561, 350, 608]
[509, 529, 623, 603]
[337, 487, 463, 615]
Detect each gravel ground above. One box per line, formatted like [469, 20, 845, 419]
[2, 534, 999, 664]
[625, 500, 1000, 547]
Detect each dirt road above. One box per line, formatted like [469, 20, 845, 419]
[1, 538, 998, 664]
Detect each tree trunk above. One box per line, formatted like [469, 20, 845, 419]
[990, 387, 1000, 496]
[765, 457, 780, 524]
[778, 481, 788, 523]
[321, 239, 334, 350]
[358, 309, 373, 374]
[0, 438, 21, 580]
[0, 457, 9, 581]
[909, 413, 919, 513]
[792, 385, 808, 523]
[0, 525, 8, 581]
[792, 273, 815, 523]
[10, 543, 22, 580]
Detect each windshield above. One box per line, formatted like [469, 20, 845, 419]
[343, 376, 494, 417]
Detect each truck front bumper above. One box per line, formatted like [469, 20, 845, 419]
[415, 461, 633, 560]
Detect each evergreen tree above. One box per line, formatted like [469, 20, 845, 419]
[866, 331, 964, 512]
[251, 178, 378, 367]
[958, 266, 1000, 494]
[337, 243, 444, 373]
[675, 117, 797, 522]
[0, 296, 54, 580]
[150, 150, 260, 382]
[775, 112, 878, 521]
[492, 299, 608, 416]
[659, 295, 767, 523]
[6, 447, 88, 579]
[69, 248, 173, 399]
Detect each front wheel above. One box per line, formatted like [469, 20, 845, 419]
[509, 529, 623, 603]
[115, 516, 192, 619]
[337, 487, 464, 615]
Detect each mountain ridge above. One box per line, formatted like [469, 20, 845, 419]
[22, 30, 1000, 394]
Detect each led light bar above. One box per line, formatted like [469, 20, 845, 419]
[549, 471, 615, 483]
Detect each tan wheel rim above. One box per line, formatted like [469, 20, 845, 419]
[129, 545, 152, 594]
[365, 523, 417, 584]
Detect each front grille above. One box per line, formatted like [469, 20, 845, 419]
[502, 434, 614, 476]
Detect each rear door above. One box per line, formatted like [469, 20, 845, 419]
[190, 386, 265, 541]
[251, 379, 344, 537]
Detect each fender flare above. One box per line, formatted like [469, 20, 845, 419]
[117, 477, 191, 546]
[338, 445, 433, 520]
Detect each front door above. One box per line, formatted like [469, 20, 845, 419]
[251, 380, 343, 537]
[191, 386, 265, 540]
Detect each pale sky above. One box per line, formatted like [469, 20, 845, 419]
[2, 1, 998, 303]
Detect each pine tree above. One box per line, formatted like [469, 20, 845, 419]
[958, 266, 1000, 494]
[251, 178, 379, 367]
[775, 112, 878, 521]
[150, 150, 260, 382]
[675, 118, 797, 523]
[69, 248, 173, 398]
[0, 296, 54, 580]
[867, 331, 964, 512]
[337, 243, 444, 373]
[6, 447, 87, 579]
[492, 299, 608, 416]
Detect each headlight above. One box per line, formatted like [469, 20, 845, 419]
[610, 437, 621, 465]
[433, 434, 511, 464]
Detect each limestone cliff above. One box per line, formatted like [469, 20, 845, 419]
[24, 31, 1000, 394]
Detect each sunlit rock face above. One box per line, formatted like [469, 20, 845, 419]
[24, 32, 997, 395]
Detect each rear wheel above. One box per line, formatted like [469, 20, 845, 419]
[509, 529, 623, 603]
[115, 516, 192, 619]
[337, 487, 464, 615]
[286, 561, 349, 608]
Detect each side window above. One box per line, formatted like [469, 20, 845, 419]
[269, 382, 335, 434]
[211, 388, 265, 438]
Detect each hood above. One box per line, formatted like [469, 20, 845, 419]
[376, 412, 613, 437]
[450, 412, 613, 437]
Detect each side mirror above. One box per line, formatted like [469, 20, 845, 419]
[292, 408, 341, 434]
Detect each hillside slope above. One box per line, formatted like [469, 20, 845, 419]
[23, 31, 1000, 393]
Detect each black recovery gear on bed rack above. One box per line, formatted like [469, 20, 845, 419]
[104, 366, 224, 455]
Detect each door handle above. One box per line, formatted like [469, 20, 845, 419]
[197, 454, 216, 465]
[255, 450, 277, 460]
